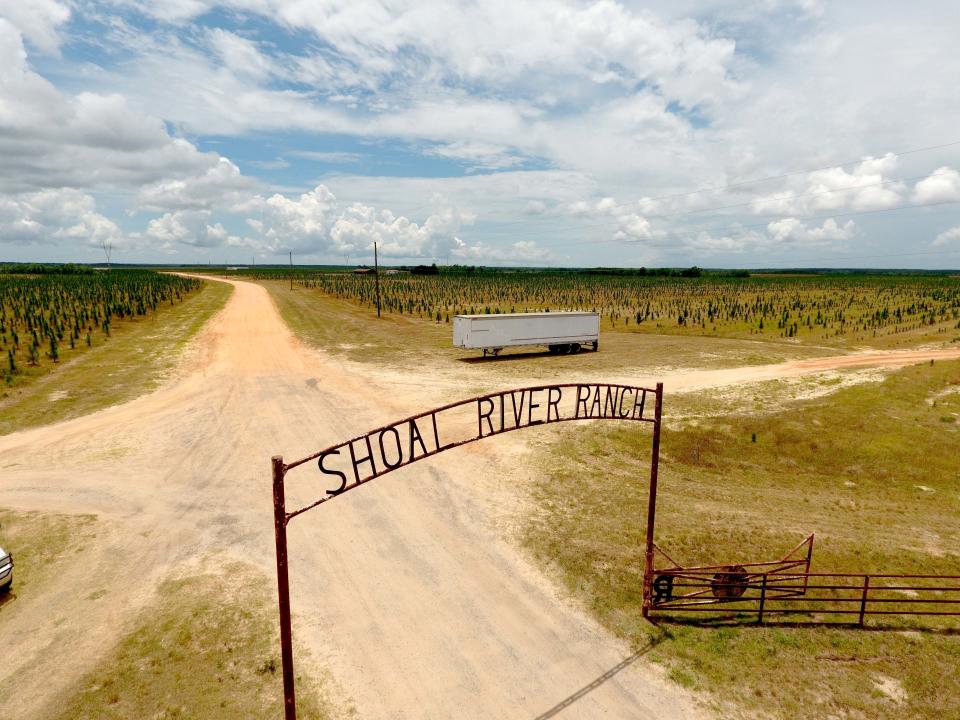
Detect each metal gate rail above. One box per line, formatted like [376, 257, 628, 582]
[651, 569, 960, 625]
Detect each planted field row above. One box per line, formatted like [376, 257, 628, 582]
[1, 270, 201, 379]
[289, 272, 960, 341]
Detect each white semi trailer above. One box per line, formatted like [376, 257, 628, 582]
[453, 311, 600, 357]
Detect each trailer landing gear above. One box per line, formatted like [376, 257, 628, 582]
[482, 347, 503, 357]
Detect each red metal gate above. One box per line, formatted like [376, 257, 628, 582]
[649, 536, 960, 624]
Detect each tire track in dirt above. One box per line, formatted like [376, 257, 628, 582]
[2, 277, 957, 719]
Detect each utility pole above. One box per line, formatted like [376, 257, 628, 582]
[289, 251, 293, 290]
[374, 241, 381, 318]
[101, 241, 113, 271]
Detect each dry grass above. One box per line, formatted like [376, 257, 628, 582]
[523, 360, 960, 719]
[260, 279, 834, 374]
[0, 508, 98, 601]
[43, 561, 345, 720]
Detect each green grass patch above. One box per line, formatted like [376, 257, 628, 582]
[44, 562, 345, 720]
[0, 279, 232, 435]
[523, 360, 960, 719]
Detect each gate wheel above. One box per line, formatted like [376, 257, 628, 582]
[710, 565, 749, 598]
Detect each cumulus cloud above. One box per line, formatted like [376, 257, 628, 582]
[912, 167, 960, 204]
[933, 226, 960, 247]
[750, 155, 905, 215]
[239, 184, 472, 259]
[145, 210, 232, 248]
[766, 217, 856, 244]
[138, 158, 256, 212]
[0, 188, 122, 246]
[561, 196, 655, 243]
[0, 0, 69, 54]
[0, 19, 222, 194]
[684, 228, 763, 253]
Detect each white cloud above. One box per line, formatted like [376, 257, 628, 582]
[613, 214, 654, 242]
[0, 0, 70, 54]
[137, 210, 255, 251]
[118, 0, 738, 109]
[912, 167, 960, 204]
[933, 226, 960, 247]
[236, 184, 475, 259]
[0, 19, 222, 192]
[684, 229, 762, 253]
[424, 141, 526, 171]
[0, 188, 122, 246]
[138, 158, 256, 211]
[206, 28, 276, 81]
[452, 238, 549, 263]
[750, 154, 905, 215]
[766, 217, 856, 244]
[4, 2, 960, 267]
[246, 185, 339, 251]
[330, 202, 469, 258]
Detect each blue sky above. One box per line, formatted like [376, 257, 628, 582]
[2, 0, 960, 267]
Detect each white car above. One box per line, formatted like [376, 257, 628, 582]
[0, 547, 12, 592]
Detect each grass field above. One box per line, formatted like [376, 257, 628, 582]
[280, 270, 960, 348]
[1, 268, 202, 382]
[253, 277, 960, 718]
[260, 279, 836, 374]
[0, 278, 232, 435]
[43, 560, 340, 720]
[0, 508, 98, 602]
[522, 360, 960, 719]
[0, 510, 336, 720]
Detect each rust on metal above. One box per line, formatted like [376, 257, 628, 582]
[283, 382, 661, 522]
[648, 535, 960, 624]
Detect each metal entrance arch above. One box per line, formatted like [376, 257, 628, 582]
[270, 382, 664, 720]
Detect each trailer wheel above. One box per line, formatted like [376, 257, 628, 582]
[547, 344, 558, 354]
[592, 341, 599, 351]
[569, 343, 581, 354]
[558, 344, 569, 354]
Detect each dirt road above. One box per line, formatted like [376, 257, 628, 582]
[2, 277, 958, 719]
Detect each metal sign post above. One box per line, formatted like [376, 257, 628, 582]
[272, 456, 297, 720]
[642, 383, 663, 618]
[270, 381, 665, 719]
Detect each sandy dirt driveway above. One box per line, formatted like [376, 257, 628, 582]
[2, 277, 959, 719]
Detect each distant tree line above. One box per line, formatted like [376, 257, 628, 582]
[1, 263, 96, 275]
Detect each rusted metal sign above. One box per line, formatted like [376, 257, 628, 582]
[271, 381, 664, 720]
[283, 382, 659, 520]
